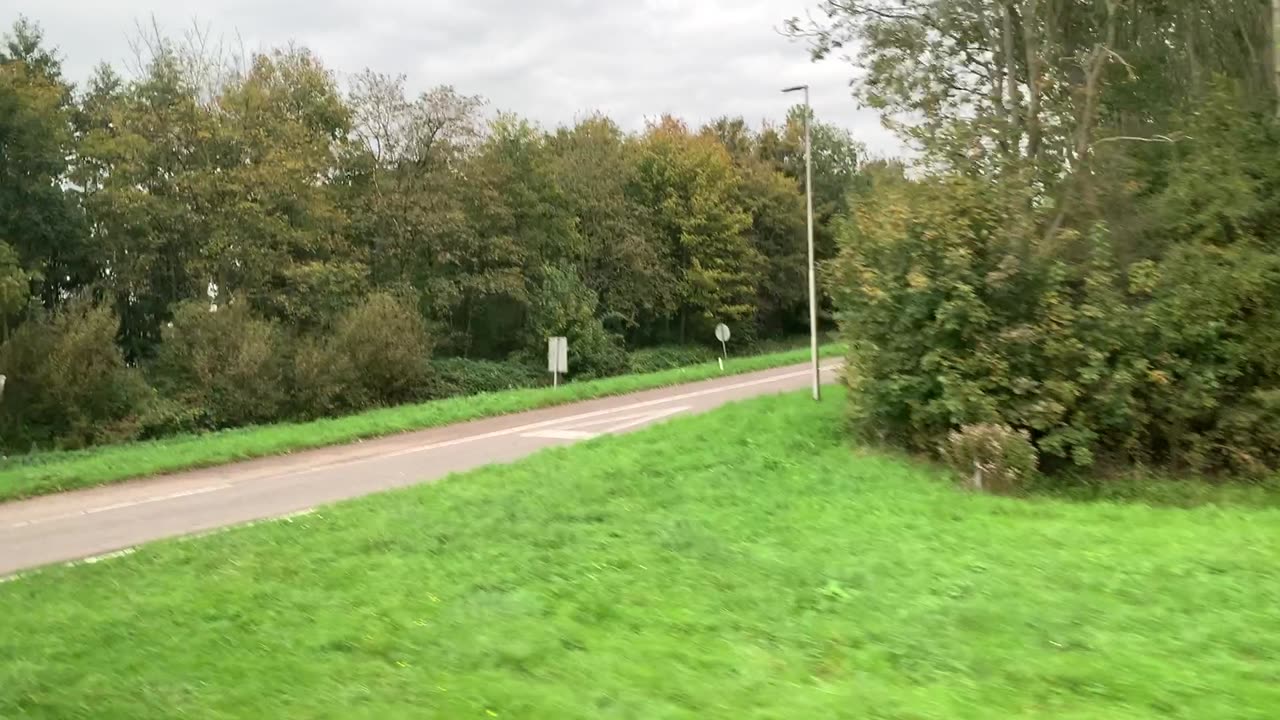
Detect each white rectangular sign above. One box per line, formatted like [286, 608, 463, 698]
[547, 336, 568, 374]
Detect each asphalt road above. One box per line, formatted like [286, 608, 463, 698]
[0, 360, 841, 577]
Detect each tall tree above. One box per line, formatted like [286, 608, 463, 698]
[342, 72, 483, 298]
[207, 47, 363, 327]
[787, 1, 1273, 200]
[547, 116, 674, 334]
[1274, 0, 1280, 116]
[74, 46, 210, 357]
[461, 115, 580, 357]
[628, 117, 762, 342]
[0, 18, 89, 310]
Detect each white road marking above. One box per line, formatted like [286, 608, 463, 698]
[2, 362, 843, 532]
[373, 364, 841, 464]
[522, 405, 693, 439]
[560, 406, 687, 430]
[8, 484, 232, 529]
[593, 405, 691, 434]
[522, 429, 601, 440]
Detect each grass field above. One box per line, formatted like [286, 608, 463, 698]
[3, 389, 1279, 718]
[0, 344, 839, 502]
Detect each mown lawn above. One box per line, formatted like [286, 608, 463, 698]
[0, 344, 838, 502]
[3, 389, 1279, 718]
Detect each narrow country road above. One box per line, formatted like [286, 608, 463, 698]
[0, 361, 842, 577]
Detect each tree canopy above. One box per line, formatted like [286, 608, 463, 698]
[0, 17, 867, 451]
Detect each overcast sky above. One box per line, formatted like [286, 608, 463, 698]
[9, 0, 904, 156]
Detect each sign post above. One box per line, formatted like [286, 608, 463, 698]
[547, 336, 568, 388]
[714, 323, 730, 371]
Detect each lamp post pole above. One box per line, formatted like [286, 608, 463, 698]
[782, 84, 820, 401]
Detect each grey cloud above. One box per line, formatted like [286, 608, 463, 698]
[10, 0, 904, 155]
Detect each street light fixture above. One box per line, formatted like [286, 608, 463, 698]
[782, 84, 821, 401]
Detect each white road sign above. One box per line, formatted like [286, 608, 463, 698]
[548, 336, 568, 387]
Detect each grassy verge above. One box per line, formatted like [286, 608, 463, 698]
[3, 389, 1278, 718]
[0, 344, 841, 502]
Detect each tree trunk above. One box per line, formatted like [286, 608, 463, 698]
[1021, 0, 1043, 163]
[1001, 0, 1023, 148]
[1273, 0, 1280, 116]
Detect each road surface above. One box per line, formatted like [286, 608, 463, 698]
[0, 361, 841, 576]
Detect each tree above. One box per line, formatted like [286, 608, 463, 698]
[341, 72, 484, 317]
[330, 292, 434, 406]
[1274, 0, 1280, 117]
[0, 18, 90, 310]
[628, 117, 762, 342]
[704, 113, 856, 332]
[787, 0, 1273, 238]
[207, 48, 364, 327]
[453, 114, 594, 359]
[760, 109, 864, 263]
[0, 241, 31, 340]
[520, 264, 626, 379]
[733, 159, 807, 336]
[547, 116, 674, 335]
[150, 301, 288, 429]
[0, 300, 148, 449]
[74, 46, 214, 358]
[801, 0, 1280, 477]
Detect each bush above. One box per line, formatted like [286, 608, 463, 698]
[331, 293, 434, 407]
[287, 334, 358, 420]
[833, 167, 1280, 478]
[522, 265, 627, 380]
[627, 345, 718, 374]
[942, 423, 1038, 494]
[430, 358, 544, 397]
[1137, 243, 1280, 474]
[834, 178, 1144, 470]
[0, 301, 149, 449]
[149, 301, 288, 429]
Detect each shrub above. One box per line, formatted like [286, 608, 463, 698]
[287, 334, 358, 420]
[833, 177, 1144, 470]
[942, 423, 1039, 494]
[522, 265, 627, 380]
[331, 293, 433, 406]
[0, 301, 149, 449]
[150, 301, 288, 429]
[430, 358, 544, 397]
[1137, 243, 1280, 474]
[627, 345, 719, 374]
[833, 163, 1280, 478]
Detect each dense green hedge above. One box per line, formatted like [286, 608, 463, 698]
[0, 295, 812, 453]
[835, 168, 1280, 477]
[627, 345, 720, 374]
[429, 358, 545, 397]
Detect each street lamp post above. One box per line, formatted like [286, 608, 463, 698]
[782, 84, 821, 401]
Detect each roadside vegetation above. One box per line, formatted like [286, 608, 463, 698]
[0, 344, 839, 501]
[0, 17, 866, 458]
[792, 1, 1280, 485]
[3, 390, 1277, 719]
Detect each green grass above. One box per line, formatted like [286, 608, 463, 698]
[3, 389, 1279, 718]
[0, 344, 839, 502]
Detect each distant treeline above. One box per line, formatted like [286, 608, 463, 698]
[0, 18, 878, 450]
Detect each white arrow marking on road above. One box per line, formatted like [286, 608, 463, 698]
[521, 405, 691, 440]
[521, 429, 601, 440]
[6, 363, 843, 531]
[591, 404, 690, 434]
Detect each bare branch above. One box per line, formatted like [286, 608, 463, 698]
[1092, 134, 1190, 146]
